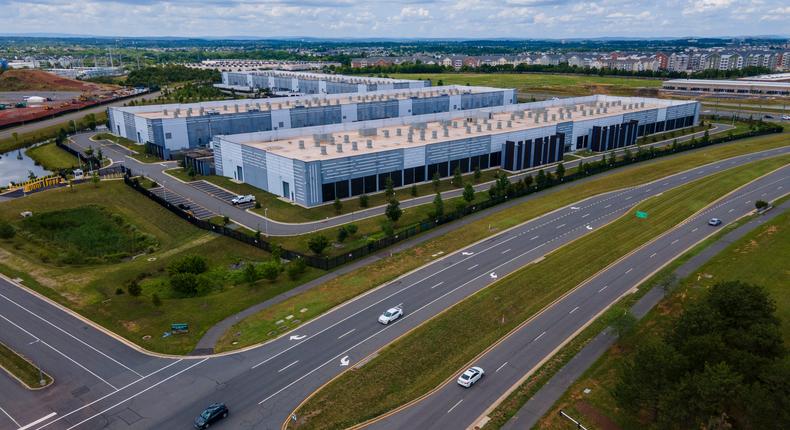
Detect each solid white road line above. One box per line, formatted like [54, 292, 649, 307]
[337, 329, 356, 339]
[36, 360, 183, 430]
[64, 359, 207, 430]
[430, 282, 444, 289]
[278, 360, 299, 373]
[17, 412, 56, 430]
[0, 313, 117, 390]
[0, 291, 142, 377]
[0, 406, 19, 427]
[447, 399, 463, 414]
[569, 306, 579, 314]
[495, 362, 508, 373]
[534, 331, 547, 342]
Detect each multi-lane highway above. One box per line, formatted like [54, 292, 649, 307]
[69, 122, 733, 236]
[0, 144, 787, 430]
[367, 156, 790, 430]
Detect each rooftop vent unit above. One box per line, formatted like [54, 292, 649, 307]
[507, 120, 512, 128]
[396, 128, 402, 136]
[367, 139, 373, 148]
[383, 130, 390, 138]
[352, 141, 358, 151]
[336, 144, 343, 153]
[320, 146, 327, 155]
[298, 140, 305, 149]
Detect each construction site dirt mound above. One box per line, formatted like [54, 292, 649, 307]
[0, 69, 119, 93]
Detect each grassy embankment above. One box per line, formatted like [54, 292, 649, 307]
[25, 142, 81, 170]
[0, 111, 108, 153]
[391, 73, 663, 98]
[288, 153, 790, 430]
[0, 181, 322, 355]
[536, 204, 790, 430]
[0, 341, 53, 389]
[215, 131, 790, 352]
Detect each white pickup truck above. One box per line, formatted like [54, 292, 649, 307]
[231, 194, 255, 205]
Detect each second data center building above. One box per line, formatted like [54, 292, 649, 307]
[213, 95, 699, 207]
[216, 70, 430, 94]
[107, 85, 516, 159]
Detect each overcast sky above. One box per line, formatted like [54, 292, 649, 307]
[0, 0, 788, 39]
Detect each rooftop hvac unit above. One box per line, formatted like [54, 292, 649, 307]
[383, 130, 390, 138]
[298, 140, 305, 149]
[396, 128, 402, 136]
[367, 139, 373, 148]
[336, 144, 343, 153]
[352, 141, 358, 151]
[320, 146, 327, 155]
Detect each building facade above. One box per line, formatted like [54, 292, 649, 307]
[213, 95, 699, 207]
[215, 70, 429, 95]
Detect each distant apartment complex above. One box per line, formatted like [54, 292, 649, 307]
[108, 84, 516, 158]
[213, 95, 698, 207]
[215, 70, 430, 95]
[351, 49, 790, 73]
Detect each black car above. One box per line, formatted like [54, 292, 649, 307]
[194, 403, 228, 429]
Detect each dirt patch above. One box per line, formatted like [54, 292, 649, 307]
[0, 70, 117, 92]
[121, 320, 140, 332]
[574, 399, 622, 430]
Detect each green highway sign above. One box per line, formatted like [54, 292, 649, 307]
[635, 211, 648, 219]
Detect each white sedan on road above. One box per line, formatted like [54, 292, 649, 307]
[457, 366, 485, 388]
[378, 307, 403, 324]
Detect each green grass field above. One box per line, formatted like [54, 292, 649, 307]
[0, 111, 108, 153]
[25, 142, 80, 171]
[0, 340, 52, 389]
[537, 202, 790, 430]
[288, 154, 790, 430]
[391, 73, 662, 97]
[215, 131, 790, 353]
[0, 181, 323, 354]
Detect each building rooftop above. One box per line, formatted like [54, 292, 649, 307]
[226, 70, 425, 85]
[221, 96, 687, 162]
[123, 85, 508, 120]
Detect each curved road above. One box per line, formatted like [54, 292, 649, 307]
[70, 123, 734, 236]
[0, 144, 786, 430]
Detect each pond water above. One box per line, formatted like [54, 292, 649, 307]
[0, 147, 53, 188]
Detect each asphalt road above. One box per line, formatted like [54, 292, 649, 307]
[69, 122, 734, 236]
[366, 162, 790, 430]
[0, 144, 786, 430]
[0, 91, 161, 141]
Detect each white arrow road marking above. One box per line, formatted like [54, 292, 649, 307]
[340, 356, 350, 366]
[461, 251, 474, 256]
[570, 206, 580, 210]
[289, 335, 306, 341]
[586, 225, 593, 230]
[490, 272, 498, 279]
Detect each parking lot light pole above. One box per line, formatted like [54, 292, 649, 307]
[265, 208, 269, 236]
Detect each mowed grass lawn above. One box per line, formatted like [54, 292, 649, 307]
[536, 203, 790, 430]
[289, 154, 790, 430]
[216, 131, 790, 352]
[25, 142, 80, 171]
[0, 181, 323, 354]
[391, 73, 663, 97]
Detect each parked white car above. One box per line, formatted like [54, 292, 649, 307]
[231, 194, 255, 205]
[457, 366, 484, 388]
[782, 115, 790, 121]
[378, 307, 403, 324]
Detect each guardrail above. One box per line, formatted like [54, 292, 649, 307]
[123, 123, 782, 271]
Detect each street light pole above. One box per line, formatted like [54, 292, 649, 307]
[264, 208, 269, 236]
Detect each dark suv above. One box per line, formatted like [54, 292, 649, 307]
[194, 403, 228, 429]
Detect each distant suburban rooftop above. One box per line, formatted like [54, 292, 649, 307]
[220, 96, 692, 162]
[117, 85, 508, 120]
[663, 79, 790, 89]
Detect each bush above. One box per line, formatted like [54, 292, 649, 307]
[308, 235, 330, 255]
[337, 227, 349, 243]
[170, 272, 200, 296]
[345, 223, 358, 235]
[358, 194, 369, 208]
[152, 293, 162, 307]
[259, 261, 281, 282]
[755, 200, 769, 210]
[243, 262, 259, 284]
[287, 258, 307, 280]
[127, 280, 142, 296]
[115, 287, 125, 295]
[381, 219, 395, 237]
[167, 255, 208, 276]
[0, 221, 15, 239]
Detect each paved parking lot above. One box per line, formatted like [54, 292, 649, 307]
[189, 180, 257, 209]
[149, 186, 216, 219]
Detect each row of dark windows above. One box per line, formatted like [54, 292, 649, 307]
[590, 121, 639, 152]
[503, 134, 565, 171]
[320, 152, 501, 203]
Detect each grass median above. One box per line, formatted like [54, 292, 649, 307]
[25, 141, 81, 170]
[216, 132, 790, 352]
[0, 341, 52, 389]
[288, 154, 790, 430]
[536, 200, 790, 430]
